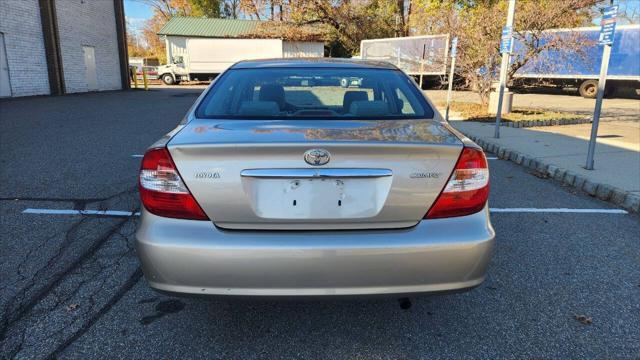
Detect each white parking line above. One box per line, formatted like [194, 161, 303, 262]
[486, 157, 498, 160]
[22, 208, 139, 216]
[489, 208, 628, 214]
[131, 154, 144, 158]
[22, 207, 627, 217]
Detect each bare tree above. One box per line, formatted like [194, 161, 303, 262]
[410, 0, 598, 104]
[133, 0, 195, 19]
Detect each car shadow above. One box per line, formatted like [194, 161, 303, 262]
[205, 291, 492, 356]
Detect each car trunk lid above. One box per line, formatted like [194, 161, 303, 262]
[168, 119, 463, 230]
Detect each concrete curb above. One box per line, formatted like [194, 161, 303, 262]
[499, 117, 591, 128]
[463, 133, 640, 214]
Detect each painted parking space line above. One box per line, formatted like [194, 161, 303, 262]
[22, 208, 140, 217]
[131, 154, 144, 158]
[486, 157, 498, 160]
[23, 207, 627, 217]
[489, 208, 628, 214]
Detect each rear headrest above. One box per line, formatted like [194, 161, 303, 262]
[342, 91, 369, 113]
[259, 84, 286, 110]
[238, 101, 280, 116]
[349, 101, 389, 117]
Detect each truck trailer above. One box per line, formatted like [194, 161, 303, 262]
[156, 37, 324, 85]
[360, 35, 449, 87]
[512, 24, 640, 98]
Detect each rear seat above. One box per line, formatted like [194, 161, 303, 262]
[348, 100, 389, 116]
[238, 101, 280, 116]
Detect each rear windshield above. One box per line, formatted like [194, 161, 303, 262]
[195, 67, 434, 120]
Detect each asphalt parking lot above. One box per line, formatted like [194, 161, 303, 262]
[1, 88, 639, 359]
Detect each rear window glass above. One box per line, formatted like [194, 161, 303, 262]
[195, 68, 434, 120]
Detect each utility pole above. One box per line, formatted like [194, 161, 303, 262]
[419, 44, 426, 89]
[586, 2, 618, 170]
[494, 0, 516, 138]
[445, 37, 458, 122]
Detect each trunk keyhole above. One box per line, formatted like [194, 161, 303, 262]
[293, 200, 297, 206]
[338, 200, 342, 206]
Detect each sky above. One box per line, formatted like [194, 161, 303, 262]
[124, 0, 153, 33]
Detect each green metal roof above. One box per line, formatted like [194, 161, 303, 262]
[157, 17, 261, 38]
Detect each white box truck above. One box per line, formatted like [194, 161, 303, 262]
[157, 38, 324, 85]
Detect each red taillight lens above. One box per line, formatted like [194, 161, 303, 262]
[139, 148, 209, 220]
[425, 147, 490, 219]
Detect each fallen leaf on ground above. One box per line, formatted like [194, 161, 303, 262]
[574, 314, 592, 325]
[66, 304, 79, 312]
[529, 170, 549, 179]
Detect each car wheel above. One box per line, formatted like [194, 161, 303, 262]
[579, 80, 598, 98]
[162, 74, 175, 86]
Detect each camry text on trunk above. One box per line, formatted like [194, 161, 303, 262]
[136, 59, 495, 297]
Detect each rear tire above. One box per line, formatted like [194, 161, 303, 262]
[579, 80, 598, 98]
[161, 74, 175, 86]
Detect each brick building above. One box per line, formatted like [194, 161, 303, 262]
[0, 0, 128, 97]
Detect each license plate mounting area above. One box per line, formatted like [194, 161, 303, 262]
[240, 169, 393, 220]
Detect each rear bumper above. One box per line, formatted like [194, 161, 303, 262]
[135, 207, 495, 296]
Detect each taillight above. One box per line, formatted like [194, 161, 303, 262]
[139, 148, 209, 220]
[425, 147, 490, 219]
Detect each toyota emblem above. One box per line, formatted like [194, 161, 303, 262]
[304, 149, 330, 166]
